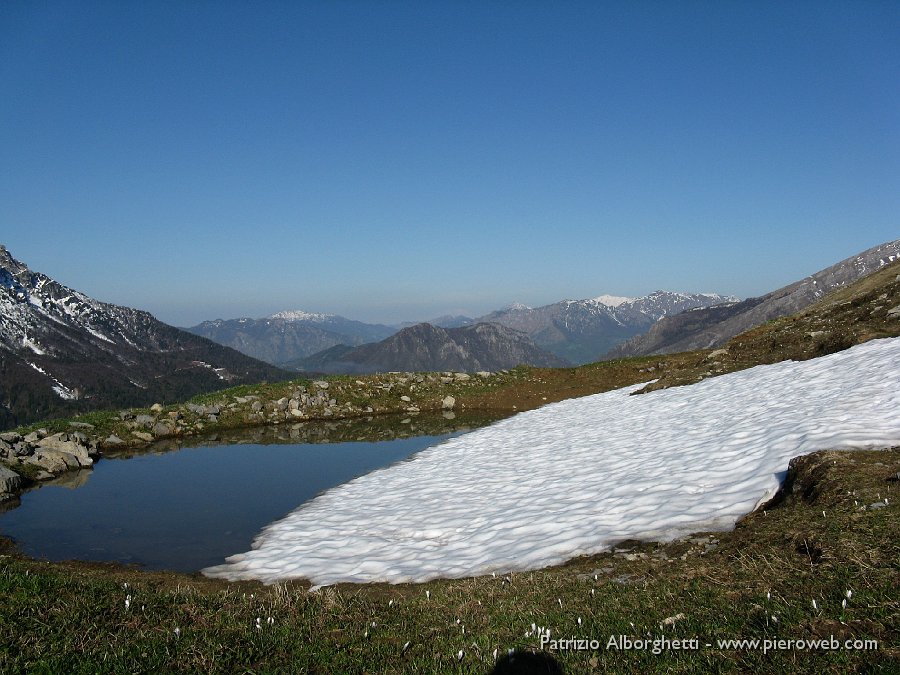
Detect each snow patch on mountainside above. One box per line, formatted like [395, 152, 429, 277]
[590, 294, 634, 307]
[204, 336, 900, 588]
[269, 310, 335, 322]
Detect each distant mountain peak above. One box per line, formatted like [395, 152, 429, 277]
[503, 302, 532, 311]
[269, 309, 335, 322]
[589, 294, 634, 308]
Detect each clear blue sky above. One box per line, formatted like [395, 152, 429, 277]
[1, 1, 897, 326]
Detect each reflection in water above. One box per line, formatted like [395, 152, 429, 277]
[105, 410, 506, 458]
[0, 412, 504, 572]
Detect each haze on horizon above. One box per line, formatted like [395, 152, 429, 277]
[1, 1, 897, 327]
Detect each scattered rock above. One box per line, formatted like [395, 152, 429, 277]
[131, 431, 154, 442]
[400, 395, 411, 402]
[662, 613, 686, 626]
[442, 396, 456, 410]
[27, 449, 81, 473]
[152, 421, 175, 437]
[314, 381, 329, 390]
[36, 433, 94, 466]
[886, 305, 900, 318]
[0, 464, 22, 494]
[105, 434, 124, 446]
[150, 403, 164, 413]
[453, 373, 471, 381]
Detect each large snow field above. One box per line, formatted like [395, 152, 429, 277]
[204, 337, 900, 588]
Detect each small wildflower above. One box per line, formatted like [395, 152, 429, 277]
[590, 588, 595, 597]
[425, 590, 431, 600]
[842, 599, 847, 609]
[845, 590, 853, 599]
[766, 591, 771, 601]
[402, 641, 411, 654]
[772, 615, 778, 623]
[812, 599, 818, 610]
[174, 627, 181, 638]
[267, 617, 274, 626]
[255, 617, 262, 630]
[389, 599, 394, 607]
[577, 616, 582, 626]
[557, 598, 562, 608]
[492, 648, 498, 660]
[457, 649, 464, 662]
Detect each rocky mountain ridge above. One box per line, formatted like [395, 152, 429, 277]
[607, 239, 900, 359]
[0, 245, 289, 430]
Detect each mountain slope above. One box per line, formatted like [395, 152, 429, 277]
[476, 292, 738, 364]
[607, 239, 900, 359]
[290, 322, 570, 374]
[186, 313, 396, 365]
[0, 245, 290, 430]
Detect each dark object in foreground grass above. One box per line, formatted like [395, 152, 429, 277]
[490, 650, 564, 674]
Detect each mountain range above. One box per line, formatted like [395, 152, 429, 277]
[285, 322, 569, 374]
[475, 291, 739, 364]
[3, 239, 898, 429]
[188, 291, 738, 368]
[606, 239, 900, 359]
[0, 246, 290, 430]
[186, 313, 396, 365]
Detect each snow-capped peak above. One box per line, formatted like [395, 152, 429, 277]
[503, 302, 532, 312]
[269, 310, 334, 322]
[590, 294, 634, 308]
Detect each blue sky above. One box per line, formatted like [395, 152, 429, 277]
[1, 1, 897, 326]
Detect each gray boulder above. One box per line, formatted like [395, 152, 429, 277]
[0, 464, 22, 494]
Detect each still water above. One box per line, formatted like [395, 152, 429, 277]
[0, 414, 497, 573]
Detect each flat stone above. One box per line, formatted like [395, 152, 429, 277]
[442, 395, 456, 410]
[36, 434, 93, 467]
[400, 395, 411, 402]
[131, 431, 154, 442]
[453, 373, 471, 381]
[314, 381, 329, 390]
[28, 449, 80, 473]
